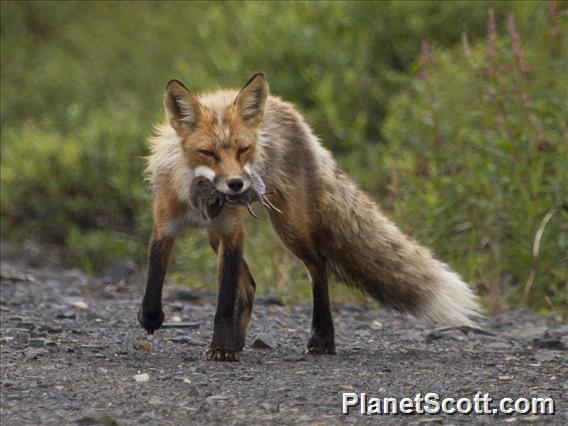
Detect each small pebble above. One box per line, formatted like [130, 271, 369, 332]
[28, 338, 55, 347]
[187, 385, 200, 396]
[371, 320, 383, 330]
[260, 402, 280, 413]
[72, 301, 89, 310]
[206, 395, 228, 404]
[251, 333, 277, 349]
[43, 324, 63, 333]
[133, 373, 150, 383]
[23, 347, 48, 360]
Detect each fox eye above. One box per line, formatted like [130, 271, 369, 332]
[238, 146, 250, 155]
[198, 149, 215, 158]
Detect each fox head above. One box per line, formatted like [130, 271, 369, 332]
[164, 73, 268, 195]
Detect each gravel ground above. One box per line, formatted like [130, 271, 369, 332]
[1, 241, 566, 425]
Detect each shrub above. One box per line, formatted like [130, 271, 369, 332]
[381, 6, 567, 312]
[1, 1, 564, 311]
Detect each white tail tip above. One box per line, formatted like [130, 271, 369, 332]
[419, 261, 481, 327]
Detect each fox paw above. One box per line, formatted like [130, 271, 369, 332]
[306, 335, 336, 355]
[137, 309, 164, 334]
[205, 346, 240, 362]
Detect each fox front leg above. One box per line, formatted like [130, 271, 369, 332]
[138, 234, 175, 334]
[205, 226, 245, 362]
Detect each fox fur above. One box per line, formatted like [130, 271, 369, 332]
[140, 73, 480, 361]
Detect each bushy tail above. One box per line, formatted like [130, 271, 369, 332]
[320, 171, 480, 326]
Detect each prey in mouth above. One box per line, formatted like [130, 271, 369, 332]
[189, 174, 281, 221]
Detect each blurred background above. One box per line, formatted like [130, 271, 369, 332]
[1, 1, 566, 314]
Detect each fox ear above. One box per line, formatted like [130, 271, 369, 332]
[234, 73, 268, 128]
[164, 80, 202, 136]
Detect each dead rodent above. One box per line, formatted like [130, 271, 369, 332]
[189, 175, 280, 220]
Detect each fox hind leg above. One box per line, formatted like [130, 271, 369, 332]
[268, 197, 336, 355]
[235, 260, 256, 349]
[304, 260, 336, 354]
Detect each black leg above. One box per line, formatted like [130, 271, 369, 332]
[207, 231, 256, 356]
[138, 236, 174, 334]
[206, 236, 244, 361]
[235, 261, 256, 349]
[306, 262, 336, 354]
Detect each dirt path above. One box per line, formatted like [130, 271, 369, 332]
[1, 241, 566, 425]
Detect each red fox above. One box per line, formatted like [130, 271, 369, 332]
[138, 73, 480, 361]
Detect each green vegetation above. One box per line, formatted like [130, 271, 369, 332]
[1, 2, 566, 312]
[382, 9, 567, 312]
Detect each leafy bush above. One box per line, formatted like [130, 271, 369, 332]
[381, 7, 567, 311]
[1, 110, 151, 266]
[1, 1, 565, 311]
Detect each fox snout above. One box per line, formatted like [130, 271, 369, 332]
[227, 177, 244, 192]
[216, 175, 251, 195]
[193, 166, 252, 195]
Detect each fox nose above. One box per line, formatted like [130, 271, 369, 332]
[227, 178, 244, 192]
